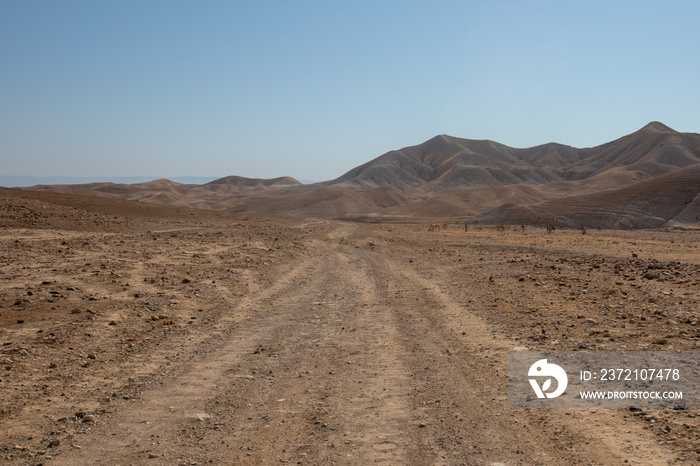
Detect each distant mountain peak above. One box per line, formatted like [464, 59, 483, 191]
[640, 121, 675, 132]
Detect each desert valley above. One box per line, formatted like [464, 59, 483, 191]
[26, 121, 700, 229]
[1, 122, 700, 464]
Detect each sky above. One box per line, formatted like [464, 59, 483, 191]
[2, 0, 700, 183]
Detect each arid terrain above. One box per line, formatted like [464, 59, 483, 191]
[26, 122, 700, 229]
[2, 187, 700, 465]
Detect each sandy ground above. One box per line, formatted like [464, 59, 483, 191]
[1, 194, 700, 464]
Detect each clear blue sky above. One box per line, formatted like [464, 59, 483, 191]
[2, 0, 699, 182]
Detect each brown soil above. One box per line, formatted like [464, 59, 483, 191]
[1, 189, 699, 464]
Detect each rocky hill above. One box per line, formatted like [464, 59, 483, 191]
[17, 122, 700, 229]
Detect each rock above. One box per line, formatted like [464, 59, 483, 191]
[185, 412, 212, 421]
[47, 439, 60, 448]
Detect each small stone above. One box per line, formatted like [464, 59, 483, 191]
[47, 439, 60, 448]
[185, 412, 212, 421]
[16, 319, 24, 324]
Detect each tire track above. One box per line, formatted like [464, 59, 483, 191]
[49, 225, 675, 465]
[53, 251, 323, 465]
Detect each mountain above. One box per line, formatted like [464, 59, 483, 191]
[327, 135, 571, 189]
[205, 175, 301, 188]
[0, 176, 219, 188]
[17, 122, 700, 229]
[28, 176, 303, 210]
[328, 122, 700, 191]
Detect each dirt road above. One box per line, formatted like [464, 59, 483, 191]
[1, 201, 696, 464]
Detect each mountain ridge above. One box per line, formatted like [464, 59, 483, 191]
[15, 122, 700, 229]
[328, 122, 700, 189]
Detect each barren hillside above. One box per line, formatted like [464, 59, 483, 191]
[18, 122, 700, 228]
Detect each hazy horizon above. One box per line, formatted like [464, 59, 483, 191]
[0, 175, 325, 188]
[3, 1, 700, 182]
